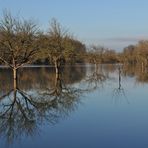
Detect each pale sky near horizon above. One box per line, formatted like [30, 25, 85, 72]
[0, 0, 148, 51]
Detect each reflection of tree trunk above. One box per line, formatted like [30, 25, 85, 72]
[13, 68, 17, 90]
[55, 72, 62, 95]
[55, 59, 60, 75]
[95, 63, 98, 74]
[13, 86, 17, 100]
[118, 67, 121, 89]
[55, 61, 59, 75]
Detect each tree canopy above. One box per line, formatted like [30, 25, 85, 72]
[0, 11, 40, 69]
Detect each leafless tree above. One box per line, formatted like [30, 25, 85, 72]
[0, 11, 40, 84]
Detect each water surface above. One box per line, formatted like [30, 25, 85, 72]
[0, 64, 148, 148]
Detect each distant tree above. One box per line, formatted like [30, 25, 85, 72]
[121, 41, 148, 71]
[122, 45, 136, 65]
[0, 11, 40, 84]
[103, 49, 118, 63]
[135, 40, 148, 69]
[87, 45, 105, 67]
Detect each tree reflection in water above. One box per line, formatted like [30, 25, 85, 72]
[112, 65, 129, 104]
[1, 64, 147, 144]
[122, 64, 148, 84]
[0, 66, 85, 144]
[84, 65, 107, 91]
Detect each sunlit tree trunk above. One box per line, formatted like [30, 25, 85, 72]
[141, 62, 144, 73]
[12, 57, 18, 90]
[13, 67, 17, 104]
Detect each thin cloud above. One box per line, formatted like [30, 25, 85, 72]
[104, 36, 148, 42]
[82, 36, 148, 51]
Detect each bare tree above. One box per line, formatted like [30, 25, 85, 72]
[0, 11, 40, 83]
[88, 45, 105, 67]
[43, 19, 77, 74]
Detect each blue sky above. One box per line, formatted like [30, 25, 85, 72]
[0, 0, 148, 51]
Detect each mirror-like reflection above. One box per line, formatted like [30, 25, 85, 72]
[112, 65, 129, 104]
[84, 65, 107, 92]
[0, 64, 148, 148]
[0, 66, 86, 144]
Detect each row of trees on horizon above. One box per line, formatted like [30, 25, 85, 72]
[0, 11, 148, 80]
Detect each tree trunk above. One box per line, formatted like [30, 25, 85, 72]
[141, 62, 144, 73]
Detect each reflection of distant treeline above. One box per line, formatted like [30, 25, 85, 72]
[122, 64, 148, 83]
[0, 65, 86, 93]
[86, 64, 148, 85]
[1, 64, 148, 93]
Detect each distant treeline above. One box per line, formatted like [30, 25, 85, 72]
[0, 10, 147, 72]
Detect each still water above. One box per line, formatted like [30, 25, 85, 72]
[0, 64, 148, 148]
